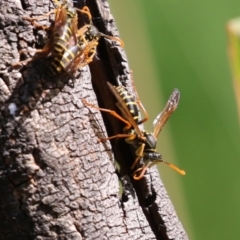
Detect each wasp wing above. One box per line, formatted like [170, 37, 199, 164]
[107, 82, 143, 137]
[55, 6, 78, 46]
[64, 32, 98, 73]
[41, 7, 69, 56]
[153, 89, 180, 139]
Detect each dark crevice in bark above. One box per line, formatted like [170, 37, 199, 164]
[19, 0, 27, 10]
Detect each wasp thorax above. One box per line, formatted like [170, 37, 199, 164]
[143, 132, 157, 150]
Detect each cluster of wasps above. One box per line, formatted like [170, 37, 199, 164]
[13, 0, 123, 75]
[15, 0, 185, 180]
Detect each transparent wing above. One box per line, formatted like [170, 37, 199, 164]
[65, 38, 98, 73]
[107, 82, 143, 137]
[153, 89, 180, 138]
[52, 7, 68, 35]
[68, 10, 78, 46]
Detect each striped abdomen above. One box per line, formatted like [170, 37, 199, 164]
[51, 10, 76, 57]
[49, 42, 82, 74]
[49, 11, 77, 74]
[49, 24, 100, 75]
[115, 86, 140, 124]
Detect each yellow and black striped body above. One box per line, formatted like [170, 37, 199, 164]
[114, 86, 156, 151]
[48, 7, 78, 75]
[46, 4, 123, 75]
[49, 24, 101, 75]
[115, 85, 140, 124]
[12, 2, 79, 68]
[51, 8, 77, 57]
[84, 83, 184, 179]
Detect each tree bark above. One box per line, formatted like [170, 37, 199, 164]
[0, 0, 188, 239]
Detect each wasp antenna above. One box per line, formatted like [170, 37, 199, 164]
[99, 33, 124, 47]
[163, 161, 186, 175]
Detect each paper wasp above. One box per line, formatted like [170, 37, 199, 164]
[48, 21, 124, 75]
[83, 82, 185, 180]
[13, 1, 85, 64]
[47, 5, 124, 75]
[13, 0, 123, 75]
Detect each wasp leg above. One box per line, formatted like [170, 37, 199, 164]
[12, 58, 33, 67]
[98, 130, 137, 143]
[23, 9, 55, 30]
[132, 166, 149, 180]
[83, 99, 132, 130]
[12, 50, 40, 66]
[130, 143, 145, 169]
[132, 159, 153, 180]
[72, 43, 98, 71]
[73, 56, 93, 70]
[99, 133, 135, 142]
[18, 47, 50, 55]
[82, 44, 98, 66]
[12, 47, 51, 67]
[24, 18, 50, 30]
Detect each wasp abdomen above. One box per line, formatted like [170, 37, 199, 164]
[116, 86, 140, 124]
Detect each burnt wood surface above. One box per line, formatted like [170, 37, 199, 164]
[0, 0, 188, 239]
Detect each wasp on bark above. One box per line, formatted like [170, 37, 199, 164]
[54, 22, 124, 75]
[83, 82, 185, 180]
[13, 0, 89, 66]
[13, 0, 124, 76]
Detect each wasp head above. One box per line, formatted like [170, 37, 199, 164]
[85, 25, 101, 42]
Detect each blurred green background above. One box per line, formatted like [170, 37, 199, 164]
[108, 1, 240, 239]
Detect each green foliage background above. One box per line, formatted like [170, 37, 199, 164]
[108, 1, 240, 239]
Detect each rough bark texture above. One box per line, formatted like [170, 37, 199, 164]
[0, 0, 188, 239]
